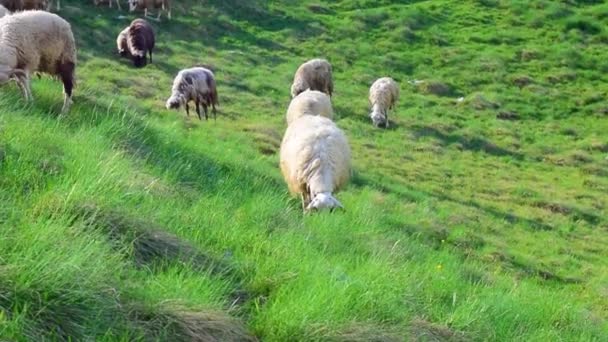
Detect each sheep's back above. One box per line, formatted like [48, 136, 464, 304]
[292, 58, 333, 97]
[0, 10, 76, 74]
[280, 116, 351, 195]
[286, 89, 333, 125]
[369, 77, 399, 107]
[127, 19, 154, 55]
[172, 67, 214, 101]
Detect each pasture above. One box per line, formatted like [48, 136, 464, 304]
[0, 0, 607, 340]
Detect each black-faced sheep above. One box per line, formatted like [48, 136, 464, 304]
[0, 4, 10, 17]
[0, 0, 22, 11]
[165, 67, 219, 121]
[128, 0, 170, 21]
[369, 77, 399, 128]
[290, 58, 333, 98]
[94, 0, 121, 10]
[0, 10, 76, 113]
[286, 89, 333, 125]
[280, 115, 351, 211]
[125, 18, 154, 68]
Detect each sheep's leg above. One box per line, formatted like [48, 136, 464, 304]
[149, 49, 153, 63]
[203, 104, 209, 121]
[185, 102, 190, 117]
[59, 61, 75, 114]
[19, 74, 33, 102]
[195, 100, 202, 120]
[300, 184, 312, 212]
[385, 112, 389, 128]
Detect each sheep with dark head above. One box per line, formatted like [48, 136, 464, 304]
[125, 18, 154, 68]
[166, 67, 219, 121]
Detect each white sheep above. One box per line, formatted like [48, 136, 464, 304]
[128, 0, 170, 21]
[286, 89, 333, 125]
[94, 0, 121, 10]
[290, 58, 333, 98]
[0, 4, 10, 17]
[0, 10, 76, 113]
[280, 115, 351, 211]
[166, 67, 219, 120]
[369, 77, 399, 128]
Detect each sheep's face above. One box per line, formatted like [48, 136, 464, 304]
[128, 0, 139, 11]
[132, 53, 147, 68]
[166, 94, 184, 110]
[306, 192, 344, 212]
[370, 110, 387, 128]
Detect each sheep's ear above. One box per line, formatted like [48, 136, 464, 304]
[184, 76, 193, 85]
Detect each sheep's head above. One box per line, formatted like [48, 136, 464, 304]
[166, 94, 185, 110]
[306, 192, 344, 212]
[370, 109, 388, 128]
[131, 51, 147, 68]
[128, 0, 139, 11]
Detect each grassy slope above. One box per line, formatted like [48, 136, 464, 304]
[1, 0, 607, 340]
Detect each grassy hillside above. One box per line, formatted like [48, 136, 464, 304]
[1, 0, 607, 340]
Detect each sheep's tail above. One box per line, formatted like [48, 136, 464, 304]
[306, 192, 344, 211]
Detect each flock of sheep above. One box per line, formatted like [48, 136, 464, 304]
[0, 3, 401, 212]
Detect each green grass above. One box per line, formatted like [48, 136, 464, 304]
[1, 0, 607, 340]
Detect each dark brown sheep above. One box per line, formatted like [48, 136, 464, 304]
[126, 18, 155, 68]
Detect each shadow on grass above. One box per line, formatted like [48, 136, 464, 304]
[351, 173, 555, 232]
[411, 125, 524, 159]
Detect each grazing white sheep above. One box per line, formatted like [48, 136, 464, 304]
[280, 115, 351, 211]
[0, 4, 10, 17]
[94, 0, 121, 10]
[0, 10, 76, 113]
[166, 67, 219, 120]
[286, 89, 333, 125]
[369, 77, 399, 128]
[290, 58, 333, 98]
[128, 0, 170, 21]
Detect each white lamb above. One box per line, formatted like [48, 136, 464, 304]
[290, 58, 333, 98]
[0, 10, 77, 113]
[166, 67, 219, 120]
[369, 77, 399, 128]
[0, 5, 10, 17]
[280, 115, 351, 211]
[286, 89, 333, 125]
